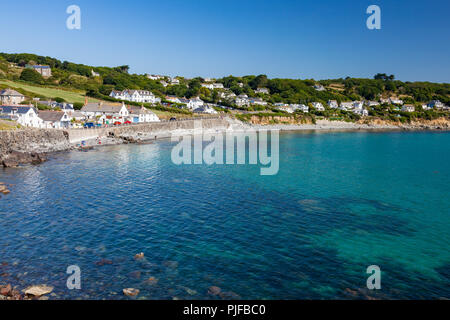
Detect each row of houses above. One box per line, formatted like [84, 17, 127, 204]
[0, 102, 161, 129]
[164, 96, 217, 114]
[110, 90, 161, 104]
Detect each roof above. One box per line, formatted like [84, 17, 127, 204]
[0, 88, 24, 97]
[38, 111, 66, 122]
[81, 103, 125, 113]
[0, 105, 35, 114]
[127, 106, 156, 115]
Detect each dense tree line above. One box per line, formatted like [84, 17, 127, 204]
[1, 53, 449, 106]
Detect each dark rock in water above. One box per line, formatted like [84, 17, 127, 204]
[220, 291, 241, 300]
[123, 288, 140, 297]
[95, 259, 113, 266]
[208, 286, 222, 296]
[144, 277, 158, 285]
[0, 284, 12, 296]
[163, 260, 178, 269]
[1, 262, 8, 267]
[134, 252, 145, 260]
[0, 273, 10, 278]
[2, 151, 47, 167]
[129, 271, 142, 279]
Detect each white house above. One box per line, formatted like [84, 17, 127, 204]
[110, 90, 161, 104]
[428, 100, 445, 110]
[193, 105, 218, 114]
[249, 97, 267, 106]
[188, 97, 204, 110]
[339, 102, 354, 111]
[147, 74, 164, 80]
[169, 77, 180, 85]
[235, 94, 249, 107]
[165, 95, 181, 104]
[0, 105, 42, 127]
[353, 109, 369, 117]
[201, 83, 224, 90]
[255, 87, 269, 94]
[38, 110, 72, 129]
[81, 102, 129, 123]
[390, 98, 404, 105]
[312, 102, 325, 111]
[0, 89, 25, 105]
[314, 84, 326, 91]
[298, 104, 309, 113]
[366, 101, 380, 107]
[276, 105, 294, 113]
[328, 100, 339, 109]
[127, 106, 160, 123]
[353, 101, 364, 110]
[402, 105, 415, 112]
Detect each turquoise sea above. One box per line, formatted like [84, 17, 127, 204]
[0, 131, 449, 299]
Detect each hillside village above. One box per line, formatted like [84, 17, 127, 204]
[0, 53, 449, 129]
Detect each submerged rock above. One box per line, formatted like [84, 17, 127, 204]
[0, 284, 12, 296]
[23, 285, 53, 297]
[95, 259, 113, 266]
[134, 252, 145, 260]
[144, 277, 158, 285]
[208, 286, 222, 296]
[123, 288, 140, 297]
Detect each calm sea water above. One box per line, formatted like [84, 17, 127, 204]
[0, 131, 449, 300]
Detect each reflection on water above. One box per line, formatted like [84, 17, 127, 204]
[0, 131, 449, 300]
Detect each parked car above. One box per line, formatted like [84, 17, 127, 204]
[84, 122, 95, 128]
[114, 121, 122, 126]
[124, 120, 132, 125]
[169, 117, 177, 121]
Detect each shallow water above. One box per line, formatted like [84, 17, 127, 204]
[0, 131, 449, 299]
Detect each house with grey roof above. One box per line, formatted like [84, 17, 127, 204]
[127, 106, 160, 123]
[0, 88, 26, 105]
[0, 105, 42, 127]
[38, 110, 71, 129]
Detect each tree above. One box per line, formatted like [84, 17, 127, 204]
[20, 68, 44, 84]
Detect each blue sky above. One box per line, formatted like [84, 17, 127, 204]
[0, 0, 449, 82]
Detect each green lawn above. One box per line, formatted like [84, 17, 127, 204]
[0, 80, 101, 104]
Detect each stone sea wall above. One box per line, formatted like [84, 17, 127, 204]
[0, 117, 234, 166]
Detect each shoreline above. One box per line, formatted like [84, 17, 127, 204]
[1, 117, 449, 168]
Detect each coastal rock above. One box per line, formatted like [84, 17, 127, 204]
[220, 291, 241, 300]
[208, 286, 222, 296]
[0, 284, 12, 296]
[23, 285, 53, 297]
[144, 277, 158, 285]
[1, 151, 47, 168]
[123, 288, 140, 297]
[134, 252, 145, 260]
[95, 259, 113, 266]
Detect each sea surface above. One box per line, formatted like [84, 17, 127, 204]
[0, 131, 449, 300]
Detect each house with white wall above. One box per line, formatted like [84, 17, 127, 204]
[110, 90, 161, 104]
[127, 106, 160, 123]
[0, 105, 42, 127]
[38, 110, 72, 129]
[0, 89, 26, 105]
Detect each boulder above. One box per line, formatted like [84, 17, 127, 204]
[208, 286, 222, 296]
[123, 288, 140, 297]
[0, 284, 12, 296]
[134, 252, 145, 260]
[23, 285, 53, 297]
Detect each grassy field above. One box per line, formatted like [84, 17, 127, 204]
[0, 80, 101, 103]
[0, 119, 20, 130]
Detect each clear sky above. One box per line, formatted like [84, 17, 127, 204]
[1, 0, 449, 82]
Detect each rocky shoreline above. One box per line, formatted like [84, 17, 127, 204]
[0, 117, 448, 168]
